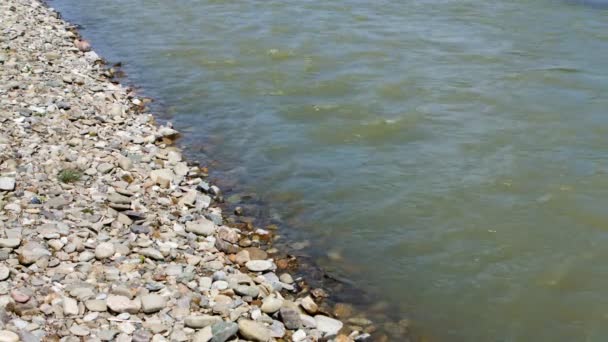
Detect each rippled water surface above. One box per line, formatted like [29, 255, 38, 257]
[49, 0, 608, 340]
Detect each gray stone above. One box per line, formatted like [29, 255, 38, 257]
[70, 324, 90, 336]
[185, 219, 216, 236]
[0, 266, 9, 281]
[97, 163, 114, 174]
[139, 248, 164, 261]
[0, 239, 20, 249]
[280, 306, 302, 330]
[184, 315, 222, 329]
[237, 319, 271, 342]
[95, 242, 115, 259]
[210, 321, 238, 342]
[107, 193, 131, 204]
[18, 242, 51, 265]
[234, 285, 259, 298]
[107, 295, 140, 314]
[140, 294, 165, 313]
[269, 320, 285, 338]
[85, 299, 107, 312]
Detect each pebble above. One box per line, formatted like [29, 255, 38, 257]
[185, 219, 216, 236]
[139, 248, 164, 260]
[0, 177, 16, 191]
[245, 260, 273, 272]
[280, 306, 302, 330]
[107, 295, 140, 313]
[237, 319, 271, 342]
[0, 239, 20, 249]
[210, 322, 238, 342]
[18, 242, 50, 265]
[0, 330, 19, 342]
[0, 267, 9, 281]
[95, 242, 115, 259]
[314, 315, 344, 336]
[140, 294, 165, 313]
[301, 296, 318, 314]
[63, 297, 79, 315]
[261, 296, 283, 314]
[192, 326, 213, 342]
[184, 315, 222, 329]
[85, 299, 107, 312]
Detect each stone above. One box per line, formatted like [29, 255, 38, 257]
[333, 303, 354, 318]
[217, 227, 239, 244]
[139, 248, 164, 260]
[141, 294, 165, 313]
[0, 177, 15, 191]
[314, 315, 344, 336]
[244, 247, 268, 260]
[18, 242, 51, 265]
[0, 266, 9, 281]
[237, 319, 271, 342]
[178, 190, 197, 207]
[107, 295, 140, 314]
[97, 163, 114, 174]
[300, 296, 318, 314]
[132, 329, 153, 342]
[79, 251, 95, 262]
[280, 306, 302, 330]
[108, 193, 131, 204]
[279, 273, 294, 284]
[150, 169, 175, 188]
[292, 329, 306, 341]
[0, 330, 18, 342]
[184, 315, 222, 329]
[261, 297, 283, 314]
[95, 242, 115, 259]
[245, 260, 273, 272]
[63, 297, 79, 315]
[210, 321, 238, 342]
[269, 320, 285, 338]
[234, 285, 259, 298]
[0, 239, 20, 249]
[193, 326, 212, 342]
[185, 219, 216, 236]
[85, 299, 107, 312]
[70, 324, 90, 336]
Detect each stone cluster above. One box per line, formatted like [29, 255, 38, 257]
[0, 0, 376, 341]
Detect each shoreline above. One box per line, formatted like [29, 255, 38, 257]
[0, 0, 398, 341]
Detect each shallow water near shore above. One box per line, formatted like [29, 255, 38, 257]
[48, 0, 608, 340]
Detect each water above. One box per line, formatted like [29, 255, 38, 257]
[49, 0, 608, 340]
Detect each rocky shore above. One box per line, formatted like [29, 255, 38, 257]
[0, 0, 381, 341]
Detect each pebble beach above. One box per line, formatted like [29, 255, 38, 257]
[0, 1, 387, 341]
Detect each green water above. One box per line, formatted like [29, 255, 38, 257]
[50, 0, 608, 340]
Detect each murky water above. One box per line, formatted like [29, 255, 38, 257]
[48, 0, 608, 340]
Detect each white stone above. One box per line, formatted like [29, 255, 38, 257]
[0, 177, 15, 191]
[95, 242, 115, 259]
[63, 297, 79, 316]
[314, 315, 343, 336]
[245, 260, 274, 272]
